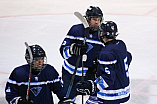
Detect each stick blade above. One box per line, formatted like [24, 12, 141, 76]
[24, 42, 33, 63]
[74, 12, 89, 28]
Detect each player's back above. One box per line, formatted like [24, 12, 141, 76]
[103, 39, 130, 87]
[97, 39, 132, 103]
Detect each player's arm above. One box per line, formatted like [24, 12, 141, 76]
[5, 69, 20, 103]
[5, 70, 33, 104]
[127, 51, 132, 66]
[95, 64, 116, 90]
[59, 25, 78, 59]
[49, 67, 66, 100]
[59, 36, 74, 59]
[76, 53, 117, 95]
[59, 25, 88, 59]
[95, 52, 117, 90]
[5, 81, 19, 103]
[76, 64, 116, 95]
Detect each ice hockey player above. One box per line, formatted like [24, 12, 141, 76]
[5, 44, 71, 104]
[76, 21, 132, 104]
[59, 6, 104, 102]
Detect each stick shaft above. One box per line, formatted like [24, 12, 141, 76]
[24, 42, 33, 101]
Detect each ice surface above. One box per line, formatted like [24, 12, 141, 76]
[0, 0, 157, 103]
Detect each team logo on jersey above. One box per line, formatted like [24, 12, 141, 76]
[30, 87, 42, 96]
[86, 43, 93, 53]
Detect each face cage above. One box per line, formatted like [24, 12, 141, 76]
[33, 57, 47, 72]
[27, 57, 47, 72]
[99, 31, 118, 40]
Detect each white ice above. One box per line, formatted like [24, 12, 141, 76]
[0, 0, 157, 104]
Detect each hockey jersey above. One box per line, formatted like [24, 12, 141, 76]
[95, 39, 132, 103]
[5, 64, 65, 104]
[59, 24, 103, 80]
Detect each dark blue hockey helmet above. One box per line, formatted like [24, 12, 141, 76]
[25, 45, 46, 58]
[25, 44, 47, 75]
[86, 6, 103, 17]
[99, 21, 118, 40]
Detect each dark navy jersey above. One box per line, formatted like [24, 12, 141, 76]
[59, 24, 103, 79]
[5, 64, 65, 104]
[95, 40, 132, 103]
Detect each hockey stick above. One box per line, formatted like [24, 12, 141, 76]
[24, 42, 33, 101]
[75, 12, 89, 104]
[66, 12, 89, 103]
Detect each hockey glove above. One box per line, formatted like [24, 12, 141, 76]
[76, 80, 96, 95]
[58, 98, 76, 104]
[86, 64, 97, 81]
[69, 43, 88, 56]
[16, 97, 33, 104]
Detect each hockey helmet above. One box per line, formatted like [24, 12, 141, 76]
[86, 6, 103, 17]
[99, 21, 118, 41]
[25, 45, 47, 75]
[85, 6, 103, 33]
